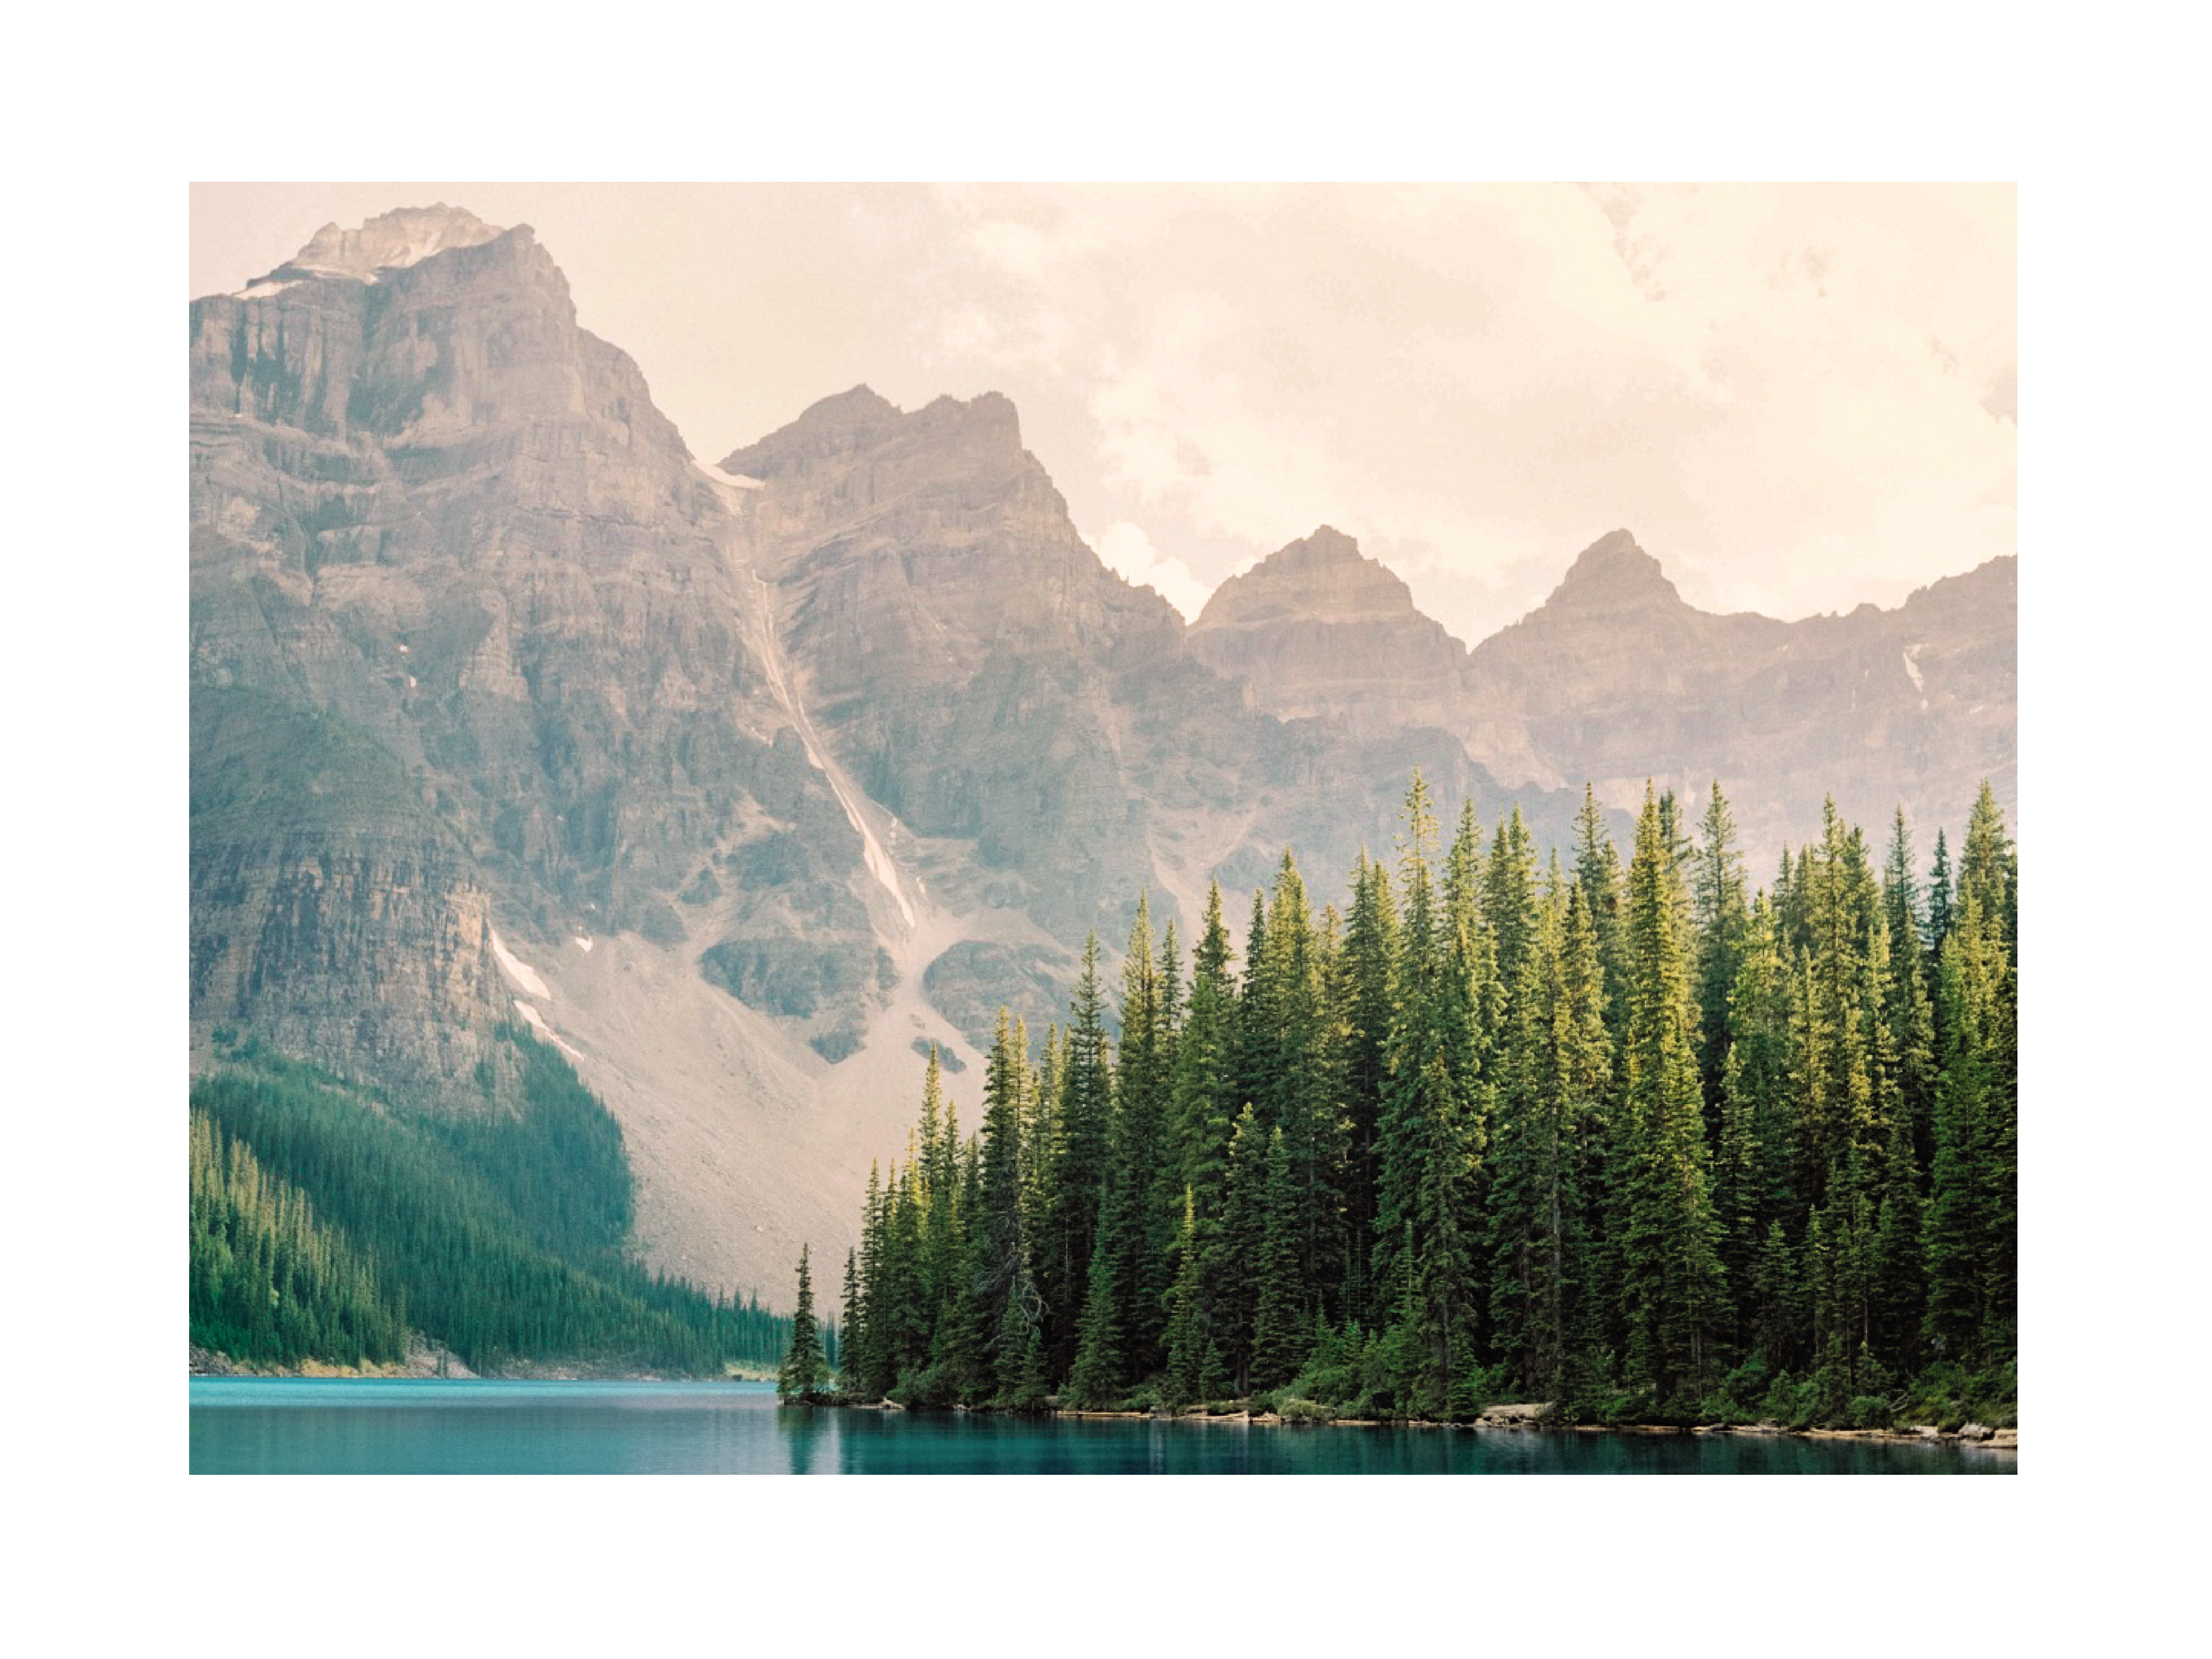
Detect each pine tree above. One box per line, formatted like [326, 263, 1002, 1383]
[1573, 784, 1629, 1039]
[1958, 781, 2017, 959]
[1044, 934, 1113, 1382]
[838, 1247, 861, 1389]
[1263, 850, 1344, 1321]
[1065, 1195, 1126, 1408]
[1339, 850, 1399, 1306]
[1249, 1126, 1307, 1392]
[1923, 885, 2015, 1365]
[1111, 893, 1178, 1376]
[1925, 829, 1954, 966]
[1171, 882, 1237, 1219]
[1212, 1103, 1266, 1392]
[777, 1244, 828, 1401]
[1613, 786, 1729, 1408]
[1162, 1188, 1204, 1409]
[853, 1162, 892, 1398]
[1691, 781, 1750, 1121]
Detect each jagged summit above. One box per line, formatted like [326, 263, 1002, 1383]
[1195, 526, 1422, 632]
[1267, 523, 1364, 572]
[721, 386, 1030, 489]
[791, 384, 901, 430]
[1189, 524, 1470, 742]
[1549, 528, 1681, 607]
[243, 206, 508, 293]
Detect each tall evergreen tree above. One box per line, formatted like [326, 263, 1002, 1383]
[1065, 1187, 1128, 1408]
[1691, 781, 1750, 1120]
[1111, 894, 1177, 1374]
[1043, 933, 1113, 1382]
[1162, 1189, 1205, 1409]
[1248, 1126, 1308, 1392]
[777, 1245, 828, 1400]
[1612, 786, 1729, 1408]
[1925, 829, 1954, 966]
[1573, 783, 1630, 1039]
[838, 1247, 861, 1386]
[1339, 850, 1399, 1311]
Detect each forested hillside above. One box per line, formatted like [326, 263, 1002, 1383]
[824, 777, 2018, 1429]
[188, 1031, 797, 1374]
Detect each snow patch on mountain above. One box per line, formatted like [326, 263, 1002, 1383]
[489, 928, 551, 999]
[284, 205, 505, 283]
[512, 998, 583, 1061]
[694, 459, 766, 492]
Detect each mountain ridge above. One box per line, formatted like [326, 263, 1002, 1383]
[187, 207, 2015, 1303]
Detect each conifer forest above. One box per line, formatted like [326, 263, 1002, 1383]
[806, 777, 2018, 1430]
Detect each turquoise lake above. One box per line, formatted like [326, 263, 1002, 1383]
[189, 1379, 2016, 1474]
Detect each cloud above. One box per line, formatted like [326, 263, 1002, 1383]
[1086, 520, 1213, 620]
[925, 183, 2015, 638]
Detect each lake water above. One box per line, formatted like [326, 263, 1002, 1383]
[190, 1379, 2015, 1474]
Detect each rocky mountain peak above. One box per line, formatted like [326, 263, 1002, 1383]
[284, 204, 507, 282]
[719, 387, 1049, 534]
[916, 389, 1023, 450]
[1268, 523, 1365, 572]
[1549, 528, 1681, 608]
[792, 383, 901, 433]
[1189, 524, 1471, 742]
[1196, 525, 1420, 631]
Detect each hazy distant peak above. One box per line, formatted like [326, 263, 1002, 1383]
[724, 385, 1033, 485]
[795, 384, 902, 428]
[1551, 528, 1680, 606]
[1194, 524, 1424, 632]
[285, 205, 506, 281]
[1268, 524, 1365, 572]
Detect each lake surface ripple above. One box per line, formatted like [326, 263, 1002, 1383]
[189, 1379, 2017, 1475]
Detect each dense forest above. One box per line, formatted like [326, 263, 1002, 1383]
[189, 1029, 794, 1374]
[811, 777, 2017, 1430]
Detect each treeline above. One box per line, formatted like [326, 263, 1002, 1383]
[829, 778, 2016, 1428]
[189, 1032, 793, 1374]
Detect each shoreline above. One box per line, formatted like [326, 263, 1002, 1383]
[833, 1397, 2018, 1450]
[187, 1341, 778, 1385]
[187, 1358, 2015, 1451]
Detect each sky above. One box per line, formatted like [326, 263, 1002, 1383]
[191, 182, 2015, 643]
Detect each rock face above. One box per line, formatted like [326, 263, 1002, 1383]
[190, 212, 892, 1095]
[1193, 522, 2016, 868]
[1467, 530, 2017, 864]
[1189, 526, 1471, 741]
[188, 207, 2010, 1301]
[723, 392, 1588, 960]
[189, 687, 509, 1097]
[188, 212, 1588, 1297]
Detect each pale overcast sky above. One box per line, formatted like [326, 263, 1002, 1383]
[192, 182, 2015, 642]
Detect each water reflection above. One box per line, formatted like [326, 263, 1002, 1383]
[190, 1381, 2015, 1477]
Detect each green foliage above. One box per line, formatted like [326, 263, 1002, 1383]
[829, 776, 2015, 1433]
[190, 1037, 789, 1373]
[190, 1109, 408, 1367]
[777, 1245, 829, 1400]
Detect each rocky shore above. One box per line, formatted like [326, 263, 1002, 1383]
[187, 1342, 780, 1384]
[836, 1394, 2016, 1448]
[191, 1339, 479, 1379]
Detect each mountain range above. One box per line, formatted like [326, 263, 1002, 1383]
[188, 206, 2015, 1300]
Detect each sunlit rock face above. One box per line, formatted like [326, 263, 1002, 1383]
[187, 207, 2010, 1297]
[1466, 530, 2017, 862]
[190, 212, 887, 1085]
[1190, 526, 1471, 742]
